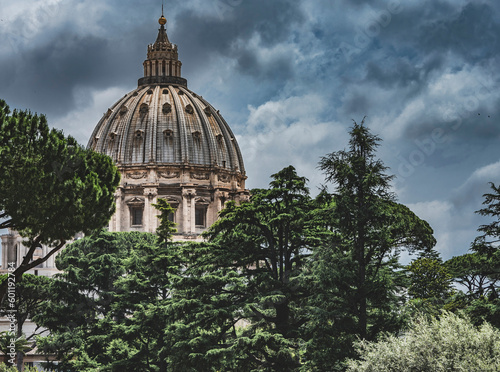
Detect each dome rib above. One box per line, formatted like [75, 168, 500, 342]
[168, 85, 189, 164]
[149, 86, 160, 163]
[119, 88, 145, 164]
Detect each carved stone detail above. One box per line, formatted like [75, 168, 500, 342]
[182, 188, 196, 197]
[126, 197, 145, 205]
[144, 188, 158, 197]
[190, 172, 209, 180]
[127, 171, 147, 179]
[218, 174, 230, 183]
[158, 170, 180, 179]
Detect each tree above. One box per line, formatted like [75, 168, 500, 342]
[317, 119, 436, 338]
[35, 231, 162, 371]
[443, 183, 500, 328]
[475, 182, 500, 245]
[407, 256, 452, 300]
[163, 166, 323, 371]
[0, 100, 120, 300]
[445, 252, 495, 297]
[346, 312, 500, 371]
[306, 120, 436, 370]
[0, 274, 52, 369]
[472, 182, 500, 298]
[35, 221, 188, 372]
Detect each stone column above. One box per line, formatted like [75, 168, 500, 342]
[190, 197, 196, 233]
[182, 188, 196, 234]
[182, 193, 188, 234]
[115, 187, 123, 232]
[151, 193, 158, 233]
[144, 186, 158, 233]
[152, 61, 157, 77]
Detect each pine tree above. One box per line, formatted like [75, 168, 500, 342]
[306, 119, 436, 370]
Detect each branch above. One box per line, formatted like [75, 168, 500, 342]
[25, 326, 49, 342]
[250, 305, 275, 323]
[18, 235, 44, 271]
[14, 240, 66, 277]
[0, 219, 13, 229]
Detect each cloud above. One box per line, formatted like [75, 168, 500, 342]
[51, 86, 129, 145]
[239, 94, 348, 190]
[452, 160, 500, 210]
[1, 0, 500, 264]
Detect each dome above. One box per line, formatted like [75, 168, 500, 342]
[88, 85, 245, 172]
[87, 14, 248, 238]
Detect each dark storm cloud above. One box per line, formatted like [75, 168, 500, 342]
[418, 3, 500, 62]
[1, 0, 499, 259]
[0, 30, 153, 118]
[364, 56, 444, 92]
[0, 0, 162, 117]
[173, 0, 305, 81]
[0, 33, 108, 115]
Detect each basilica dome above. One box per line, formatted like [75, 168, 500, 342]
[88, 83, 245, 172]
[88, 17, 245, 174]
[87, 14, 248, 238]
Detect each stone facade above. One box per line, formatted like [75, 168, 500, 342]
[109, 163, 248, 239]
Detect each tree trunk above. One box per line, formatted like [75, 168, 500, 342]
[16, 351, 24, 371]
[17, 315, 24, 371]
[275, 300, 290, 337]
[356, 242, 367, 339]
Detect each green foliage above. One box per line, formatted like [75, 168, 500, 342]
[32, 124, 445, 370]
[0, 363, 41, 372]
[153, 198, 177, 243]
[305, 120, 436, 370]
[182, 165, 321, 371]
[407, 257, 452, 300]
[38, 167, 322, 371]
[475, 182, 500, 243]
[35, 231, 163, 371]
[446, 252, 496, 297]
[0, 99, 120, 295]
[443, 183, 500, 328]
[346, 312, 500, 372]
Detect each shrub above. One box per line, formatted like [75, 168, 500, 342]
[347, 312, 500, 371]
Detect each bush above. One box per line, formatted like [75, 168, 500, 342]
[0, 363, 41, 371]
[347, 312, 500, 371]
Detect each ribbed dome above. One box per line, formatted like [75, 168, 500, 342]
[88, 85, 245, 173]
[87, 15, 245, 174]
[86, 13, 248, 238]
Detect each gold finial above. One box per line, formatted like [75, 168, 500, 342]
[159, 2, 167, 25]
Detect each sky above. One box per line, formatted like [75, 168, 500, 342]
[0, 0, 499, 261]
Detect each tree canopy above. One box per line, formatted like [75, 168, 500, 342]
[30, 120, 495, 371]
[0, 99, 120, 299]
[304, 120, 436, 370]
